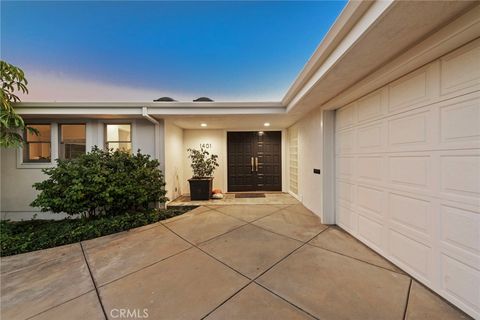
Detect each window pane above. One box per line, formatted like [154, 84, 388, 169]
[60, 124, 86, 160]
[63, 143, 86, 159]
[26, 124, 51, 142]
[23, 143, 51, 162]
[106, 124, 131, 142]
[61, 124, 86, 143]
[107, 142, 132, 152]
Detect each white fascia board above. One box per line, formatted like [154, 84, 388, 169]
[14, 101, 283, 108]
[147, 107, 286, 115]
[15, 106, 285, 116]
[14, 101, 285, 116]
[15, 107, 143, 115]
[286, 0, 395, 113]
[282, 1, 373, 106]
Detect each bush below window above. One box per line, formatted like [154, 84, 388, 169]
[31, 147, 168, 217]
[0, 207, 196, 257]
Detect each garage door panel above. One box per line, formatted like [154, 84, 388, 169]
[358, 214, 384, 251]
[388, 63, 439, 113]
[439, 95, 480, 149]
[441, 249, 480, 285]
[357, 88, 387, 123]
[388, 155, 431, 191]
[336, 204, 357, 233]
[335, 103, 356, 131]
[440, 39, 480, 97]
[336, 155, 354, 178]
[440, 246, 480, 282]
[336, 180, 355, 205]
[440, 204, 480, 257]
[389, 229, 432, 279]
[440, 254, 480, 313]
[389, 192, 431, 237]
[440, 153, 480, 202]
[357, 155, 384, 183]
[357, 121, 385, 152]
[356, 185, 384, 218]
[388, 109, 432, 150]
[335, 42, 479, 317]
[336, 129, 355, 154]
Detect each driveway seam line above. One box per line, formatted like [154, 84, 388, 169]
[209, 205, 287, 224]
[201, 226, 330, 319]
[199, 283, 252, 319]
[93, 206, 286, 288]
[80, 241, 109, 320]
[209, 205, 328, 244]
[162, 223, 252, 279]
[24, 289, 98, 320]
[96, 246, 194, 288]
[249, 226, 330, 282]
[0, 246, 84, 276]
[305, 242, 408, 276]
[254, 282, 320, 320]
[195, 221, 250, 246]
[403, 278, 413, 320]
[84, 223, 166, 251]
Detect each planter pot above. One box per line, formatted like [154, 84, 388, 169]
[188, 178, 213, 200]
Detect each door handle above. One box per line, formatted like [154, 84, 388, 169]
[255, 157, 259, 172]
[251, 157, 254, 172]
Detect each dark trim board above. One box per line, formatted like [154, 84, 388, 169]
[227, 131, 282, 192]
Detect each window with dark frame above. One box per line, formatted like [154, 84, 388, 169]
[23, 124, 52, 163]
[59, 124, 86, 160]
[105, 124, 132, 152]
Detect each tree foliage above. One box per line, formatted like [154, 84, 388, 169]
[187, 147, 219, 178]
[0, 60, 37, 148]
[31, 147, 168, 217]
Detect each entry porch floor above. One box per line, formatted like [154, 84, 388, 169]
[1, 201, 469, 319]
[168, 192, 299, 206]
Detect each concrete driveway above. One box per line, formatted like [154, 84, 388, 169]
[1, 203, 469, 320]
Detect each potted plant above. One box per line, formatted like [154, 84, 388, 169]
[187, 147, 219, 200]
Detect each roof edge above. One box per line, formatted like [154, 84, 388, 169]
[14, 101, 284, 108]
[281, 1, 374, 106]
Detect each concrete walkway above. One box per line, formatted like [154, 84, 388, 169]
[1, 203, 470, 320]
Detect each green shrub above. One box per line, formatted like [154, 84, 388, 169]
[0, 206, 196, 256]
[31, 147, 168, 217]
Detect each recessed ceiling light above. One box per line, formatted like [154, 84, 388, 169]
[264, 122, 270, 127]
[200, 123, 207, 127]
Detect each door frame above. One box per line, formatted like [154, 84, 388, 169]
[321, 110, 336, 225]
[225, 129, 286, 193]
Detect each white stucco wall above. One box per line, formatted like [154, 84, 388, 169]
[164, 120, 184, 201]
[183, 129, 227, 193]
[0, 118, 162, 220]
[1, 148, 47, 219]
[287, 107, 323, 217]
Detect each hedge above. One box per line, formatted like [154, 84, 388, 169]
[0, 207, 196, 257]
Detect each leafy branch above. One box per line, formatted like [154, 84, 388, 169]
[187, 147, 219, 178]
[1, 60, 38, 148]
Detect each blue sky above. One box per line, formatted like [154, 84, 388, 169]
[1, 1, 346, 101]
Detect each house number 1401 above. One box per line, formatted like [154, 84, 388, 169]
[200, 143, 212, 149]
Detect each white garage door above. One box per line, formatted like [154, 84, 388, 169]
[335, 39, 480, 318]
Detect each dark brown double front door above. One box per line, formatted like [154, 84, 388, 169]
[227, 131, 282, 192]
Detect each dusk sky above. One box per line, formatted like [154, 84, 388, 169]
[1, 1, 346, 102]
